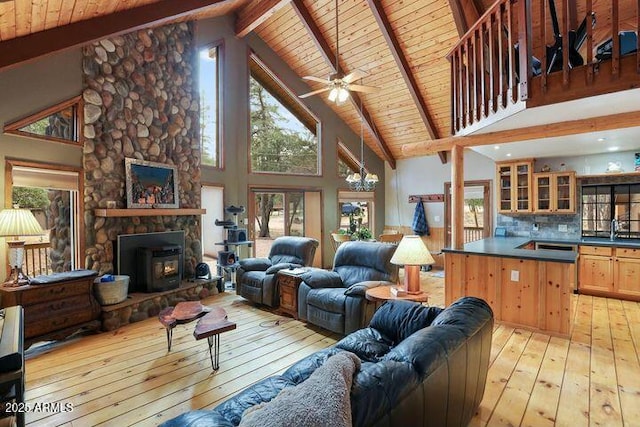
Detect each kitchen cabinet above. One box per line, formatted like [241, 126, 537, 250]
[578, 245, 640, 300]
[496, 159, 533, 214]
[533, 172, 576, 213]
[614, 248, 640, 298]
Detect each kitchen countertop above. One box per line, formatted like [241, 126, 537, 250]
[442, 236, 640, 263]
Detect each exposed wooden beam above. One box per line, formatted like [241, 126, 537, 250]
[0, 0, 227, 72]
[401, 110, 640, 157]
[367, 0, 439, 141]
[367, 0, 446, 164]
[290, 0, 396, 169]
[448, 0, 481, 37]
[235, 0, 292, 38]
[451, 145, 465, 249]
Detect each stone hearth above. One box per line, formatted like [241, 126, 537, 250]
[100, 278, 222, 331]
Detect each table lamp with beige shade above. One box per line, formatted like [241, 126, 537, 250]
[390, 235, 434, 295]
[0, 205, 44, 286]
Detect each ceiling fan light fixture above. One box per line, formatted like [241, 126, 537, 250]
[328, 87, 339, 102]
[337, 87, 349, 103]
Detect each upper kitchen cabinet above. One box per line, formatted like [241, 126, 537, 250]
[533, 172, 576, 214]
[496, 159, 534, 214]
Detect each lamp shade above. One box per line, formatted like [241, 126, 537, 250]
[0, 206, 44, 237]
[390, 235, 435, 266]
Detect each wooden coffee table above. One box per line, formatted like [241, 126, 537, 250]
[158, 301, 210, 352]
[194, 307, 236, 371]
[365, 285, 429, 303]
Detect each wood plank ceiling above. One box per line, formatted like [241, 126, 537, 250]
[252, 0, 459, 164]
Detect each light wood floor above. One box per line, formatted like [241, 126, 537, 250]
[21, 273, 640, 426]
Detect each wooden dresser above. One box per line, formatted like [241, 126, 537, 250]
[0, 275, 101, 344]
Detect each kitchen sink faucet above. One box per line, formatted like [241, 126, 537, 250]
[610, 218, 619, 241]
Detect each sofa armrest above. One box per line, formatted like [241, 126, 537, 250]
[344, 280, 396, 297]
[300, 269, 342, 289]
[265, 263, 302, 275]
[238, 258, 272, 272]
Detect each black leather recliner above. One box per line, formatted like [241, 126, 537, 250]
[297, 240, 399, 335]
[160, 297, 494, 427]
[236, 236, 318, 307]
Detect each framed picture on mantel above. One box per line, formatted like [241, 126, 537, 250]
[125, 158, 179, 208]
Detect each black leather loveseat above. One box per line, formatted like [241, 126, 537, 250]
[161, 296, 494, 427]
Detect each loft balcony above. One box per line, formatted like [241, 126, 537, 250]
[449, 0, 640, 136]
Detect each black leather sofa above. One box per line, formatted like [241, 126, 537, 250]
[160, 296, 494, 427]
[236, 236, 318, 307]
[298, 240, 399, 335]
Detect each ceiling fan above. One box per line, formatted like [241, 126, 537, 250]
[299, 0, 379, 104]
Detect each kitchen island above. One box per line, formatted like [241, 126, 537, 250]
[443, 237, 577, 336]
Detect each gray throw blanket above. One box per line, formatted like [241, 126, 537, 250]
[239, 351, 361, 427]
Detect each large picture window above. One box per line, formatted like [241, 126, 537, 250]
[249, 55, 319, 175]
[582, 183, 640, 239]
[198, 43, 222, 168]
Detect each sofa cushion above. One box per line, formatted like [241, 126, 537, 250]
[159, 410, 234, 427]
[239, 352, 361, 427]
[335, 327, 391, 362]
[214, 376, 295, 426]
[370, 300, 443, 344]
[307, 288, 347, 313]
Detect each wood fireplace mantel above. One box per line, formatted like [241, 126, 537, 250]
[94, 208, 206, 217]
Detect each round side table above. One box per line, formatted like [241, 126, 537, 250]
[365, 285, 429, 303]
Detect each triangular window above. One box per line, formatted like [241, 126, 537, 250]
[4, 96, 82, 144]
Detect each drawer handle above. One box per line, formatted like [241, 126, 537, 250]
[49, 287, 66, 295]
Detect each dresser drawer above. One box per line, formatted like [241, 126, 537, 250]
[278, 274, 299, 288]
[579, 246, 613, 257]
[615, 247, 640, 258]
[25, 294, 92, 322]
[25, 310, 94, 339]
[19, 280, 90, 305]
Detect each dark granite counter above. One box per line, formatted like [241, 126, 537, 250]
[443, 236, 640, 263]
[442, 237, 576, 263]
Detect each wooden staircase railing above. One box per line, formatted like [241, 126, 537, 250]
[449, 0, 640, 136]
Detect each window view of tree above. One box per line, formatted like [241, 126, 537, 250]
[5, 99, 80, 144]
[198, 45, 220, 168]
[249, 76, 319, 175]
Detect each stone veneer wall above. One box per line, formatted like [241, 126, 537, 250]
[48, 190, 72, 272]
[82, 23, 202, 277]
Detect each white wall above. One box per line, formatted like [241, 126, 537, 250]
[533, 150, 639, 174]
[385, 150, 495, 229]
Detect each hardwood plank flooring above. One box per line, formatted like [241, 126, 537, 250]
[21, 272, 640, 426]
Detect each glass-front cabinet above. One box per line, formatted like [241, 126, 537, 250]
[534, 172, 576, 213]
[496, 159, 533, 213]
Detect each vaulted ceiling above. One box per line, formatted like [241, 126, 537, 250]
[0, 0, 636, 168]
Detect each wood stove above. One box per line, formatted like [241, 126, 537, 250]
[137, 245, 182, 292]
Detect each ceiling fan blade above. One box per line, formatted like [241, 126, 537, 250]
[299, 87, 331, 98]
[302, 75, 330, 84]
[347, 84, 380, 94]
[343, 70, 368, 83]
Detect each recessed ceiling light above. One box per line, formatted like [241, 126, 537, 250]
[506, 153, 512, 157]
[608, 146, 619, 152]
[494, 145, 500, 150]
[597, 137, 606, 142]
